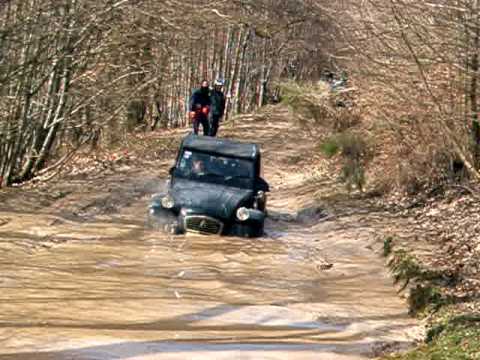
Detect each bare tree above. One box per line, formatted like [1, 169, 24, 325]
[332, 0, 480, 183]
[0, 0, 334, 187]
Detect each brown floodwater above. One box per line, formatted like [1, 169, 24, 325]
[0, 191, 419, 359]
[0, 120, 420, 359]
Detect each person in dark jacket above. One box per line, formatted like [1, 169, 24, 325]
[189, 80, 211, 135]
[209, 79, 226, 137]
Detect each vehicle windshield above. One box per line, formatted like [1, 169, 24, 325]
[175, 149, 255, 189]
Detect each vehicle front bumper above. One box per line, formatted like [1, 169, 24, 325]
[149, 203, 265, 237]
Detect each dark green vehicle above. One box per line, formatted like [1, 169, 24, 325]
[149, 135, 270, 237]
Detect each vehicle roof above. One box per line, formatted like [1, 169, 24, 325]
[181, 135, 259, 160]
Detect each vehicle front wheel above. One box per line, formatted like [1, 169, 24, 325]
[146, 209, 182, 234]
[231, 221, 264, 238]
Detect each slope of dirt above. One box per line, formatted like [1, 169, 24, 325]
[0, 106, 421, 359]
[379, 189, 480, 305]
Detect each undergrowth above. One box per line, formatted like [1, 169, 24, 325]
[382, 239, 478, 360]
[385, 316, 480, 360]
[387, 247, 450, 315]
[280, 80, 373, 192]
[320, 132, 373, 192]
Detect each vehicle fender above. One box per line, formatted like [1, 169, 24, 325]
[248, 208, 265, 223]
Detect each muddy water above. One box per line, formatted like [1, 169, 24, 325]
[0, 188, 418, 359]
[0, 119, 419, 359]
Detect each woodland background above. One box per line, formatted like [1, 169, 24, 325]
[1, 0, 480, 191]
[2, 2, 480, 357]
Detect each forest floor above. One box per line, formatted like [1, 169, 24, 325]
[377, 182, 480, 360]
[0, 105, 478, 359]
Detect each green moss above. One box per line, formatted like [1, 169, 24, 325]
[388, 249, 450, 315]
[390, 249, 424, 283]
[409, 284, 446, 315]
[389, 250, 444, 283]
[319, 138, 340, 157]
[383, 245, 479, 359]
[384, 236, 394, 257]
[385, 317, 480, 360]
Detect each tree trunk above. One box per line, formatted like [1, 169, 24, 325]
[471, 1, 480, 168]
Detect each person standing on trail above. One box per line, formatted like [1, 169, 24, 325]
[209, 78, 226, 137]
[189, 80, 211, 136]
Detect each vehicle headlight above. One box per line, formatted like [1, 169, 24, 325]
[236, 207, 250, 221]
[161, 195, 175, 209]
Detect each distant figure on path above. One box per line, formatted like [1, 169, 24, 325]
[209, 78, 226, 137]
[189, 80, 211, 136]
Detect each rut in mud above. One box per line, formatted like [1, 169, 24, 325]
[0, 109, 420, 359]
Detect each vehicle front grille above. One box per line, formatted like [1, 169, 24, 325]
[184, 216, 224, 235]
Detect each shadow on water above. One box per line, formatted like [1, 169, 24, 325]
[0, 304, 412, 332]
[0, 340, 414, 360]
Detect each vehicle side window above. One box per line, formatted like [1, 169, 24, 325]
[178, 151, 193, 171]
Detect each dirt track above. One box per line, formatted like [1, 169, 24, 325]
[0, 108, 420, 359]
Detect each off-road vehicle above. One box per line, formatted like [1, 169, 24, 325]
[149, 135, 269, 237]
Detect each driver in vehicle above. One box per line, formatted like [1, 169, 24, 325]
[192, 159, 206, 176]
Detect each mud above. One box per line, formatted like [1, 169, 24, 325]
[0, 111, 420, 359]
